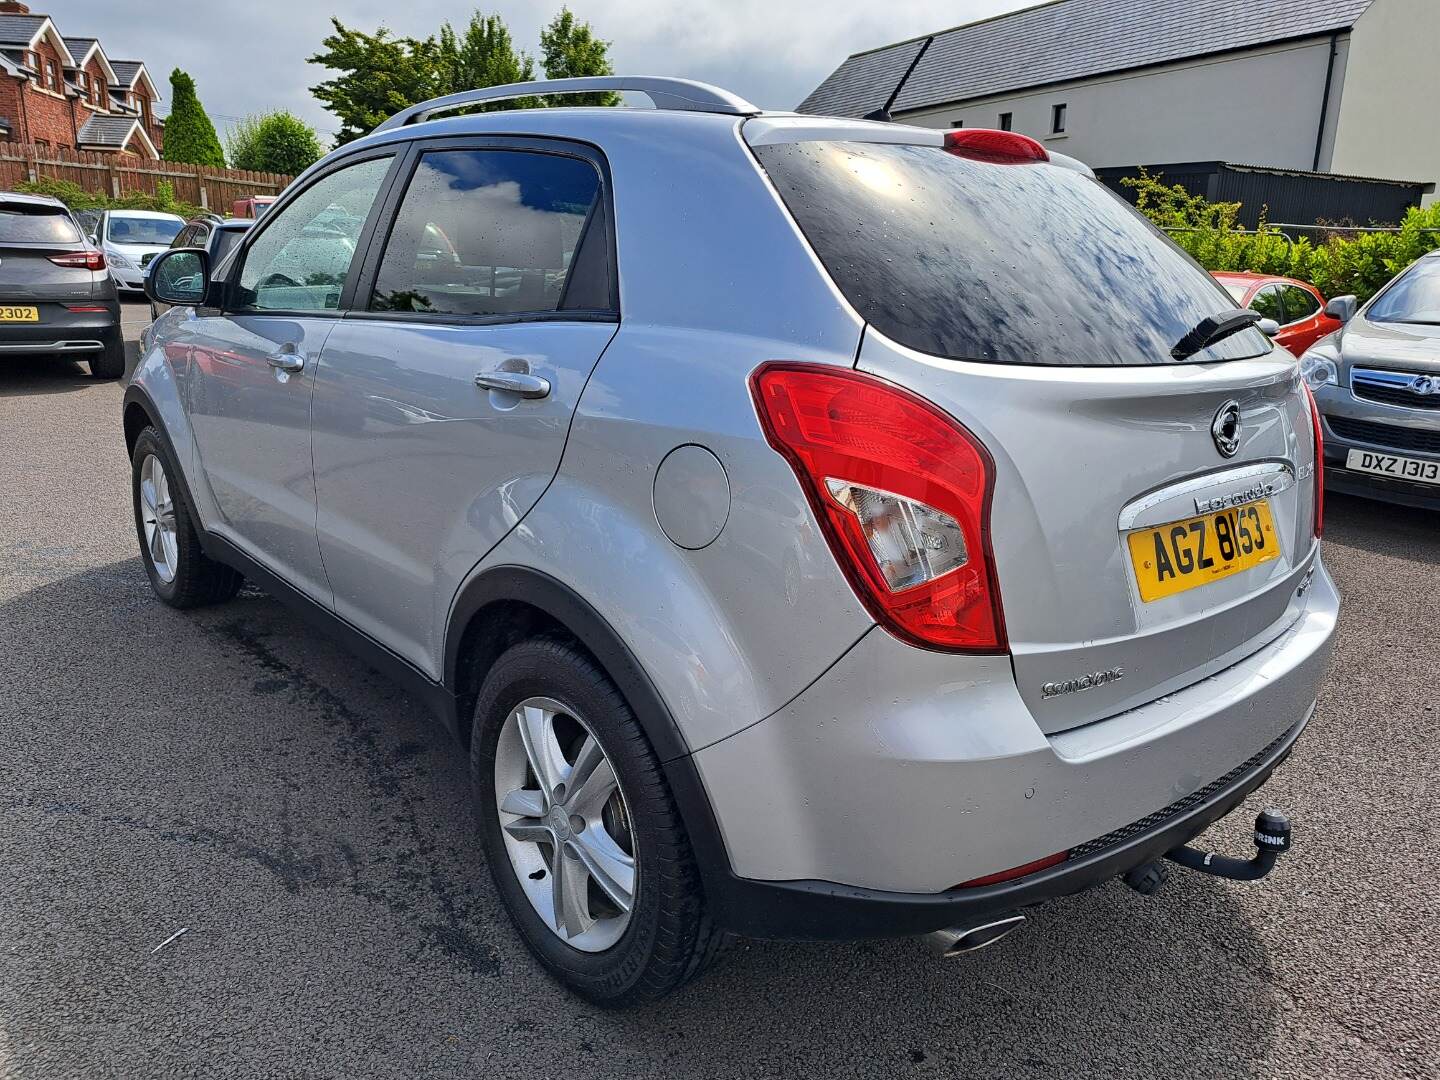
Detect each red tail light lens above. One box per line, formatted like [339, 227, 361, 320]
[749, 362, 1006, 653]
[955, 851, 1068, 889]
[49, 250, 106, 271]
[943, 128, 1049, 164]
[1303, 383, 1324, 537]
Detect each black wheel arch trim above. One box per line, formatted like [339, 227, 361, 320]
[444, 564, 742, 913]
[122, 384, 204, 536]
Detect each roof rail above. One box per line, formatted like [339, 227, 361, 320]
[374, 76, 762, 133]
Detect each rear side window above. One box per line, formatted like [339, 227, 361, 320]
[1280, 284, 1320, 322]
[370, 149, 605, 318]
[0, 203, 80, 243]
[753, 141, 1269, 366]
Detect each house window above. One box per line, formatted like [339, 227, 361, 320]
[951, 119, 964, 129]
[44, 59, 57, 91]
[998, 112, 1013, 131]
[1051, 103, 1067, 134]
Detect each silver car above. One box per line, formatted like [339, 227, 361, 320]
[1299, 251, 1440, 509]
[125, 77, 1337, 1005]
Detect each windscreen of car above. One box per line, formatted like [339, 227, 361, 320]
[1222, 283, 1248, 304]
[752, 140, 1270, 366]
[106, 215, 183, 245]
[1366, 258, 1440, 325]
[0, 202, 81, 243]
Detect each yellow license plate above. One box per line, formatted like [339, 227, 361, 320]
[0, 306, 39, 322]
[1128, 500, 1279, 602]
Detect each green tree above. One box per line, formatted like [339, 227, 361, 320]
[309, 19, 443, 145]
[435, 12, 536, 105]
[163, 69, 226, 167]
[227, 112, 324, 175]
[539, 8, 619, 106]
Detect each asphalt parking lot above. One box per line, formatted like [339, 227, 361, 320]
[1, 298, 1436, 1080]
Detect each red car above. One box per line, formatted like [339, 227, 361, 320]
[1212, 271, 1343, 356]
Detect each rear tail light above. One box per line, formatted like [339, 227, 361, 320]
[49, 250, 106, 271]
[1303, 383, 1324, 537]
[943, 128, 1049, 164]
[749, 362, 1006, 653]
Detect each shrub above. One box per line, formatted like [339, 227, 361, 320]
[163, 68, 226, 168]
[226, 112, 323, 175]
[1120, 170, 1440, 303]
[17, 176, 206, 220]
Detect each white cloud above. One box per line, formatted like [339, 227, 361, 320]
[49, 0, 1033, 142]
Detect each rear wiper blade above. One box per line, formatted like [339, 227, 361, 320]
[1170, 307, 1262, 361]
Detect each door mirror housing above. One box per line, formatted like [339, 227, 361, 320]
[146, 247, 210, 307]
[1256, 318, 1280, 337]
[1325, 294, 1358, 323]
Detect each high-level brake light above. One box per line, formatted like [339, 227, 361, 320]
[943, 129, 1049, 164]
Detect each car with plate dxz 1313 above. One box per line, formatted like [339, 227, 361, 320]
[1299, 250, 1440, 509]
[125, 77, 1337, 1006]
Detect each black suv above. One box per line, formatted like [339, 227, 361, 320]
[0, 192, 124, 379]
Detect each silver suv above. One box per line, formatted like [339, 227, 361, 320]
[127, 77, 1337, 1005]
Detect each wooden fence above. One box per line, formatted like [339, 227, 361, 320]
[0, 143, 292, 210]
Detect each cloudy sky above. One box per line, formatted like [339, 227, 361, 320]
[54, 0, 1034, 144]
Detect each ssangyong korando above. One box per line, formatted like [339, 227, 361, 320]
[126, 77, 1337, 1005]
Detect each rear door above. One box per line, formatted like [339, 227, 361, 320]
[185, 151, 400, 605]
[311, 139, 618, 674]
[751, 131, 1320, 733]
[1275, 282, 1330, 355]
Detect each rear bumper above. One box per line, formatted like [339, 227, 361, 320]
[701, 712, 1307, 940]
[689, 554, 1337, 939]
[0, 303, 120, 355]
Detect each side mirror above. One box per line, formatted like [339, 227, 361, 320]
[145, 247, 210, 307]
[1256, 318, 1281, 337]
[1325, 295, 1358, 324]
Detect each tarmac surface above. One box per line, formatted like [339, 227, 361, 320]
[0, 298, 1435, 1078]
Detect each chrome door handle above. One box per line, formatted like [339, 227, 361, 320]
[266, 348, 305, 373]
[474, 370, 551, 399]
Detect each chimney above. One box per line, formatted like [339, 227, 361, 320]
[0, 2, 32, 12]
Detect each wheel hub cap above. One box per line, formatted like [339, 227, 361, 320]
[139, 453, 178, 584]
[494, 697, 636, 952]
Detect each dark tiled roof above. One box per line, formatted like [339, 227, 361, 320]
[799, 0, 1376, 117]
[110, 59, 145, 87]
[77, 114, 142, 148]
[796, 36, 928, 118]
[0, 14, 46, 47]
[63, 36, 98, 64]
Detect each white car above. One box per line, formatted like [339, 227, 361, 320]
[90, 209, 185, 292]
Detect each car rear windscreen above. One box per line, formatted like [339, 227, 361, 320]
[752, 141, 1270, 366]
[0, 203, 81, 244]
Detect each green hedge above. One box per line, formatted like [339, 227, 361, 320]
[1122, 170, 1440, 303]
[15, 176, 206, 221]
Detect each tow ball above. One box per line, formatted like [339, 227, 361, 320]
[1122, 809, 1292, 896]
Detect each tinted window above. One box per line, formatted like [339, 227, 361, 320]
[1280, 283, 1319, 323]
[211, 226, 247, 266]
[371, 149, 602, 317]
[754, 140, 1269, 366]
[1367, 258, 1440, 324]
[236, 155, 391, 311]
[0, 203, 80, 243]
[106, 215, 183, 245]
[1250, 286, 1284, 323]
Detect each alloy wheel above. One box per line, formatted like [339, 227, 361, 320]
[494, 696, 636, 952]
[139, 453, 178, 583]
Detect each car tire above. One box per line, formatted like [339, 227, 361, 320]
[130, 427, 243, 609]
[470, 637, 726, 1006]
[89, 335, 126, 380]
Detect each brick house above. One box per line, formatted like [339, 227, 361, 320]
[0, 1, 163, 157]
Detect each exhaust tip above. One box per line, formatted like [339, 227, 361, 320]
[924, 913, 1026, 958]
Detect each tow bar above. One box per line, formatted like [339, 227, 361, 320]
[1122, 808, 1293, 896]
